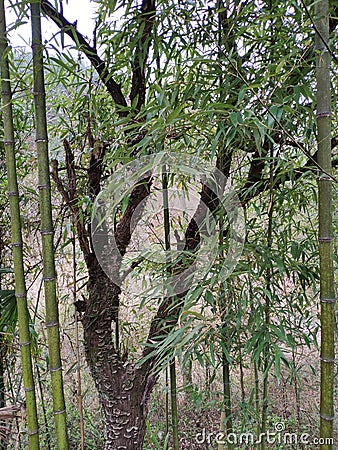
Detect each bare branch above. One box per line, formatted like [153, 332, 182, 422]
[51, 158, 71, 205]
[114, 177, 152, 255]
[41, 0, 128, 114]
[329, 6, 338, 32]
[130, 0, 156, 111]
[51, 141, 91, 258]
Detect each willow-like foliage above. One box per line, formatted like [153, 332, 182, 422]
[315, 1, 335, 448]
[30, 2, 69, 448]
[0, 2, 40, 448]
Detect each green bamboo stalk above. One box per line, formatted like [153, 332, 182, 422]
[30, 3, 69, 448]
[216, 5, 235, 445]
[72, 229, 85, 450]
[315, 2, 335, 448]
[254, 360, 260, 433]
[0, 228, 6, 450]
[218, 281, 234, 450]
[259, 146, 274, 450]
[0, 2, 40, 448]
[162, 169, 179, 450]
[222, 335, 234, 448]
[169, 360, 179, 450]
[35, 362, 52, 450]
[165, 366, 169, 438]
[216, 168, 234, 450]
[218, 348, 234, 450]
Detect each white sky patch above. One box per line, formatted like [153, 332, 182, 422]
[6, 0, 97, 50]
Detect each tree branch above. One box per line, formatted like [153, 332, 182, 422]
[41, 0, 128, 115]
[329, 6, 338, 32]
[130, 0, 156, 112]
[51, 140, 91, 258]
[114, 177, 152, 256]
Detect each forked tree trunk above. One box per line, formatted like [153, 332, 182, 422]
[52, 140, 214, 448]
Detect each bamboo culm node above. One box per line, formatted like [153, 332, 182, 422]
[50, 366, 62, 373]
[318, 237, 333, 242]
[320, 414, 335, 421]
[320, 298, 335, 304]
[28, 429, 39, 436]
[25, 387, 35, 392]
[45, 320, 59, 327]
[318, 173, 332, 181]
[320, 356, 335, 363]
[43, 276, 56, 282]
[40, 230, 54, 235]
[316, 111, 331, 118]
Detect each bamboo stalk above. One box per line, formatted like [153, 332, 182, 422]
[218, 281, 234, 450]
[169, 360, 179, 450]
[259, 145, 274, 450]
[315, 2, 335, 448]
[216, 4, 236, 445]
[30, 3, 69, 448]
[0, 3, 40, 448]
[165, 367, 169, 438]
[254, 360, 260, 434]
[0, 228, 6, 450]
[4, 360, 21, 446]
[218, 347, 234, 450]
[73, 228, 85, 450]
[35, 362, 52, 450]
[217, 179, 234, 450]
[162, 169, 179, 450]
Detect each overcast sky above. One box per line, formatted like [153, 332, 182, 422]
[7, 1, 97, 50]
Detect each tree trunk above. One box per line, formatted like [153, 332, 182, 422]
[86, 357, 152, 450]
[82, 265, 155, 449]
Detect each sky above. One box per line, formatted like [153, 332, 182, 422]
[7, 0, 97, 50]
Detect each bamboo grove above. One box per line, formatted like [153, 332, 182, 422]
[0, 2, 40, 447]
[0, 1, 336, 449]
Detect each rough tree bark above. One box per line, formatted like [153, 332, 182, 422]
[83, 261, 155, 449]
